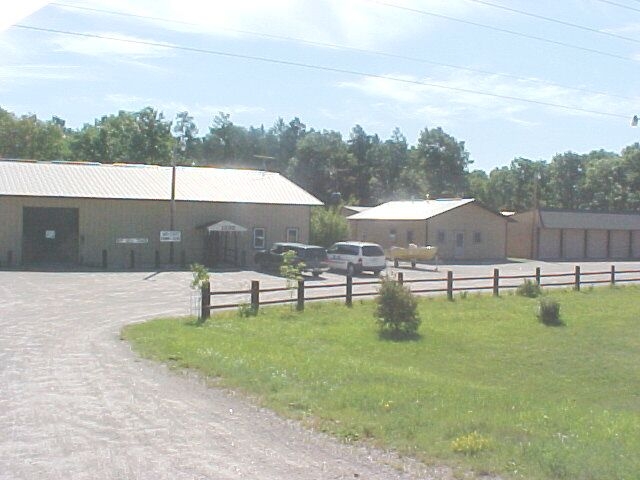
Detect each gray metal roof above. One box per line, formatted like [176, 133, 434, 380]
[0, 160, 323, 206]
[348, 198, 475, 221]
[539, 209, 640, 230]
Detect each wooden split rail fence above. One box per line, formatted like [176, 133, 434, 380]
[200, 265, 640, 320]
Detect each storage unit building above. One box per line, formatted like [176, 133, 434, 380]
[0, 160, 322, 268]
[507, 208, 640, 260]
[347, 198, 507, 261]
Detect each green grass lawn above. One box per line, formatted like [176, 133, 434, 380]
[122, 287, 640, 479]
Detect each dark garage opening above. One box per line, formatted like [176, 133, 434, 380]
[22, 207, 79, 265]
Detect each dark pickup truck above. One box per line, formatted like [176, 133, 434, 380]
[254, 242, 330, 277]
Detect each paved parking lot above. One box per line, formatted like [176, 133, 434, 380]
[1, 259, 638, 479]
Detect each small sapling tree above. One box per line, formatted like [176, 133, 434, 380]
[375, 276, 421, 339]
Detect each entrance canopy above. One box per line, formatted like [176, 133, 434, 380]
[200, 220, 248, 233]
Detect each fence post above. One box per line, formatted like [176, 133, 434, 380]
[346, 274, 353, 307]
[574, 265, 581, 291]
[397, 272, 404, 286]
[251, 280, 260, 312]
[200, 281, 210, 321]
[447, 270, 453, 301]
[535, 267, 541, 286]
[493, 268, 500, 296]
[297, 279, 305, 311]
[611, 265, 616, 286]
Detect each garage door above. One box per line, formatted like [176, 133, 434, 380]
[586, 230, 607, 259]
[22, 207, 79, 265]
[538, 229, 561, 259]
[633, 232, 640, 259]
[562, 229, 584, 259]
[610, 231, 630, 259]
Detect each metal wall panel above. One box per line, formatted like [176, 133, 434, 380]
[586, 230, 607, 259]
[538, 229, 561, 259]
[562, 229, 584, 259]
[610, 230, 631, 259]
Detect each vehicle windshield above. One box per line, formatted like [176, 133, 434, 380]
[362, 245, 384, 256]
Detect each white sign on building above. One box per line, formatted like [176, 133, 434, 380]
[160, 230, 182, 242]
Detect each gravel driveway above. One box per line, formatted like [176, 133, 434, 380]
[0, 270, 452, 480]
[3, 261, 636, 479]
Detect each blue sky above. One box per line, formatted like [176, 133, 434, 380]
[2, 0, 640, 172]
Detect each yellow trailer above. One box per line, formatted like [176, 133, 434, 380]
[387, 245, 438, 269]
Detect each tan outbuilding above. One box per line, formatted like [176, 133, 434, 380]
[347, 198, 508, 260]
[507, 208, 640, 260]
[0, 160, 322, 268]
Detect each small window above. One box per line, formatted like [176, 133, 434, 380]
[253, 228, 266, 249]
[286, 227, 299, 243]
[473, 231, 482, 244]
[406, 230, 414, 244]
[389, 229, 397, 241]
[362, 245, 384, 256]
[437, 231, 446, 244]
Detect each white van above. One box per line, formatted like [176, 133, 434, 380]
[326, 242, 387, 275]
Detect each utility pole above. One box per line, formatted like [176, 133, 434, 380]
[169, 136, 185, 265]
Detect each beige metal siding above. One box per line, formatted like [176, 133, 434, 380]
[538, 229, 561, 259]
[633, 231, 640, 258]
[610, 230, 630, 258]
[1, 196, 311, 268]
[506, 211, 535, 258]
[562, 229, 584, 259]
[349, 220, 426, 249]
[0, 197, 23, 265]
[427, 203, 506, 260]
[586, 230, 607, 259]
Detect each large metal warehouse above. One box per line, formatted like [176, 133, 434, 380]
[0, 160, 322, 269]
[347, 198, 508, 260]
[507, 208, 640, 260]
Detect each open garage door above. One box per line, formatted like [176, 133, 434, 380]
[22, 207, 79, 265]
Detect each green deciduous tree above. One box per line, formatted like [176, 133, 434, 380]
[289, 130, 355, 202]
[0, 109, 69, 160]
[546, 152, 586, 209]
[310, 206, 350, 247]
[413, 126, 471, 197]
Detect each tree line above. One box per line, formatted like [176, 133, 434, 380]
[2, 106, 639, 213]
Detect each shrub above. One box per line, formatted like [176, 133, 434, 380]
[537, 297, 562, 326]
[451, 431, 491, 455]
[237, 303, 258, 318]
[516, 279, 542, 298]
[310, 205, 349, 247]
[375, 277, 421, 339]
[190, 263, 210, 289]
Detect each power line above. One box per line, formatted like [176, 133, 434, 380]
[12, 24, 631, 121]
[465, 0, 640, 44]
[48, 2, 638, 102]
[366, 0, 636, 63]
[594, 0, 640, 13]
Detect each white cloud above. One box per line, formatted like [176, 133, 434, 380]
[0, 1, 50, 32]
[338, 69, 638, 125]
[103, 93, 265, 128]
[52, 32, 173, 57]
[53, 0, 477, 49]
[0, 64, 84, 82]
